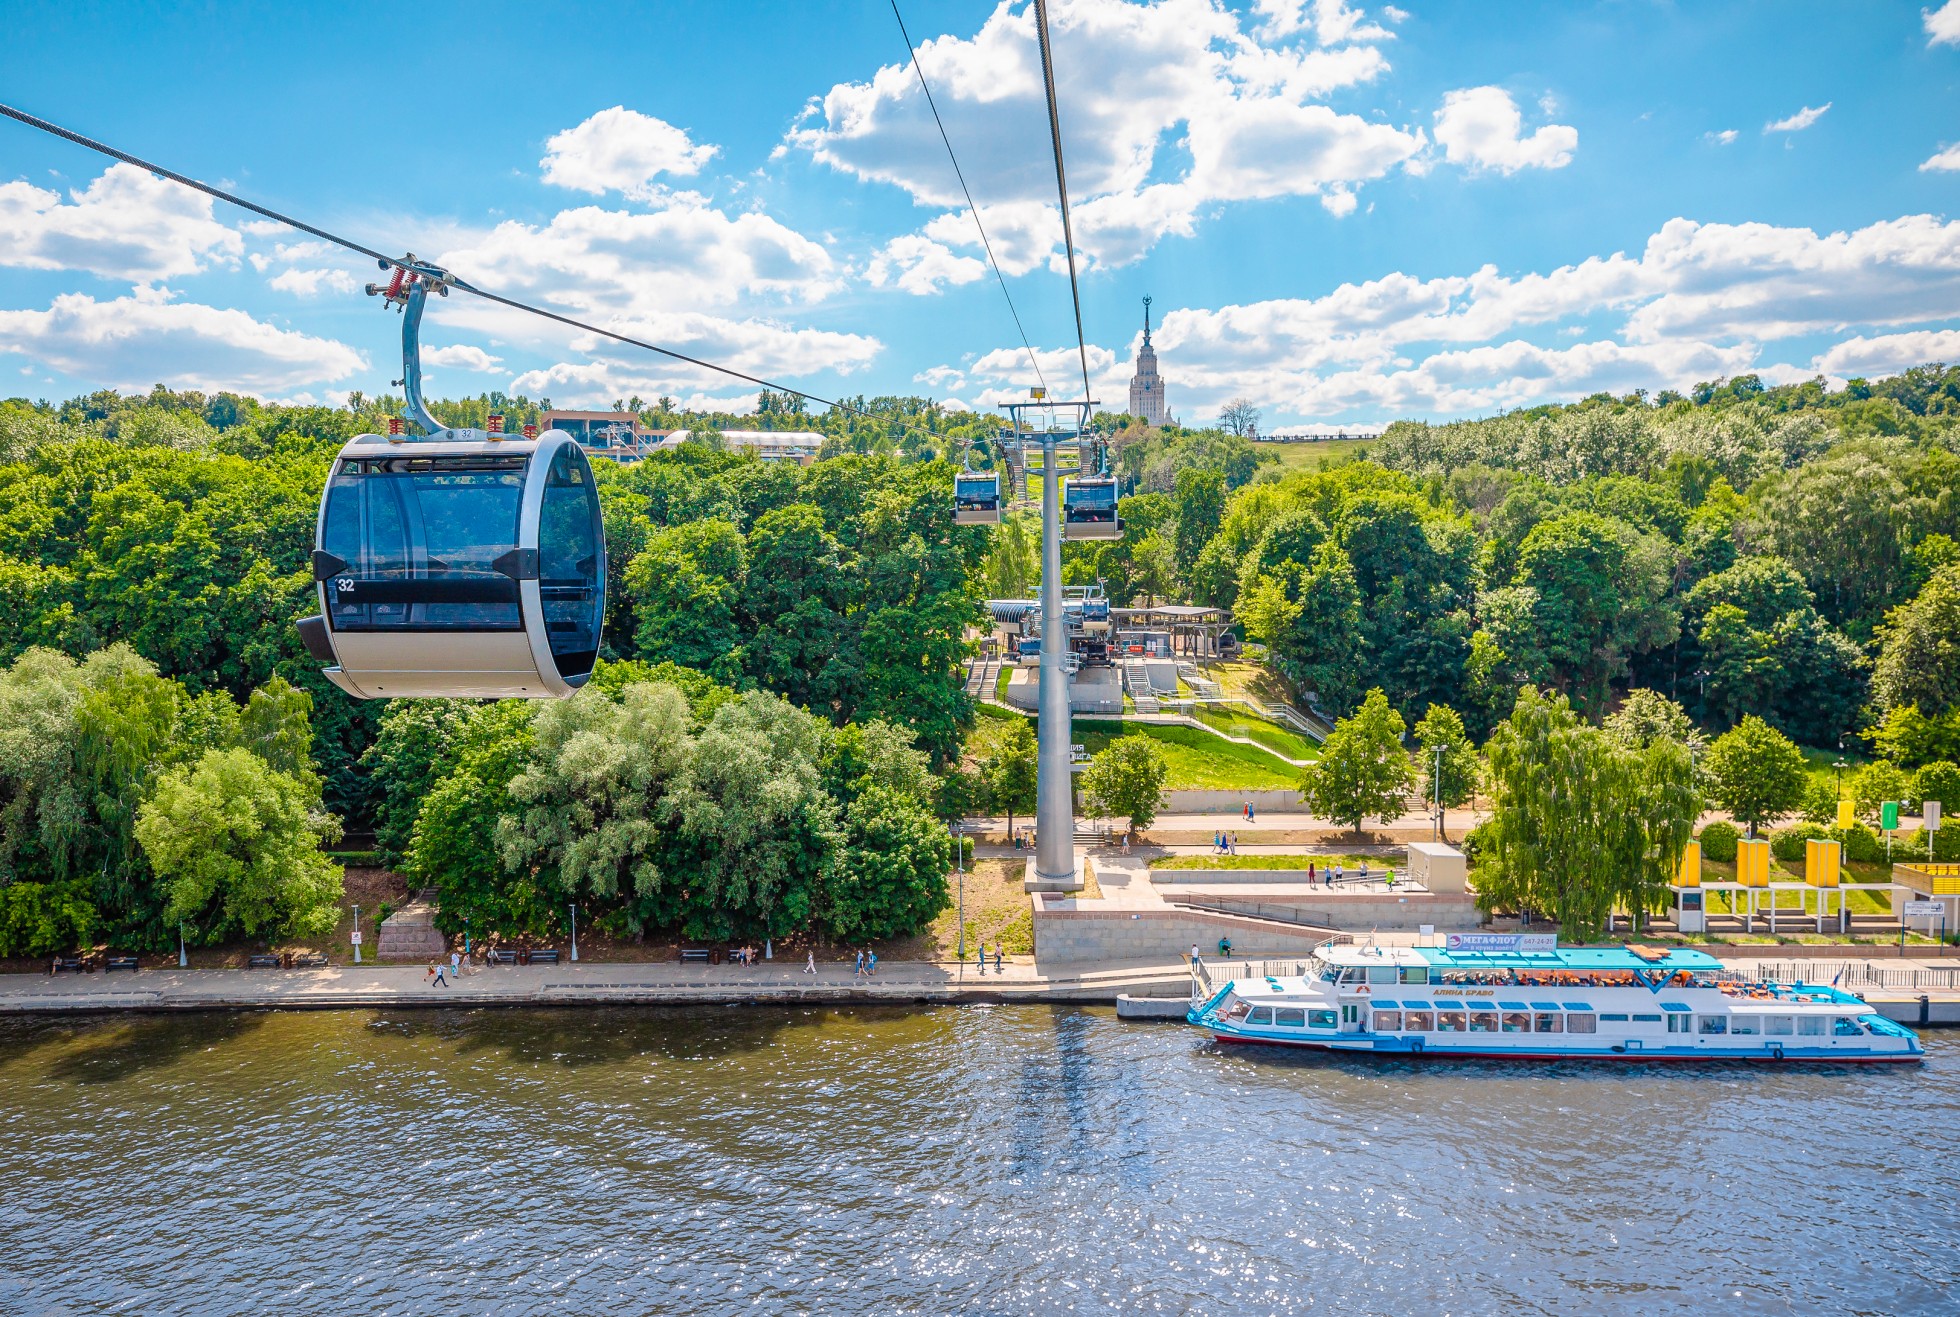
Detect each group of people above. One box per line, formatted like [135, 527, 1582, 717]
[730, 945, 760, 967]
[1211, 832, 1239, 855]
[971, 942, 1006, 974]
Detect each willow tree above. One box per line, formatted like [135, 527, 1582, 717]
[1476, 688, 1700, 942]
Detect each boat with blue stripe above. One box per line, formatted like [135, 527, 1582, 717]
[1188, 936, 1923, 1063]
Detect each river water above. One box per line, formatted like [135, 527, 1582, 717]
[1, 1005, 1955, 1315]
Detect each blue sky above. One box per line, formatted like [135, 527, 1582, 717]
[2, 0, 1958, 426]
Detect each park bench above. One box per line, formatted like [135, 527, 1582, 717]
[104, 955, 139, 973]
[247, 953, 281, 969]
[292, 952, 328, 968]
[527, 948, 560, 965]
[680, 948, 712, 965]
[51, 956, 82, 975]
[488, 949, 519, 966]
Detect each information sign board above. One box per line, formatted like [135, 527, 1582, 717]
[1902, 900, 1944, 918]
[1444, 933, 1557, 953]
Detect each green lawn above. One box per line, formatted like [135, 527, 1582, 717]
[1190, 703, 1319, 762]
[1796, 743, 1869, 796]
[1073, 718, 1300, 790]
[1151, 853, 1378, 870]
[1254, 438, 1374, 471]
[1699, 857, 1895, 915]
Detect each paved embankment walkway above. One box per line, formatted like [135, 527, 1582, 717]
[0, 957, 1193, 1014]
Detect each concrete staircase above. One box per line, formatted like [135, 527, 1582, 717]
[376, 898, 448, 959]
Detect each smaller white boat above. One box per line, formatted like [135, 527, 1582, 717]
[1188, 936, 1923, 1063]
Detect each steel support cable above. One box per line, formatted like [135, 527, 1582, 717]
[889, 0, 1047, 398]
[0, 100, 854, 411]
[1029, 0, 1095, 405]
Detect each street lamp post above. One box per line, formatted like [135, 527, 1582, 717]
[953, 822, 967, 964]
[568, 903, 579, 962]
[352, 905, 362, 964]
[178, 922, 187, 968]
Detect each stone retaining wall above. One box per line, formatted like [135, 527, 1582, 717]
[1032, 900, 1333, 963]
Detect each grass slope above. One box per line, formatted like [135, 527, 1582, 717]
[1073, 718, 1300, 791]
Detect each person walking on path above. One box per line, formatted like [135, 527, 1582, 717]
[430, 959, 448, 988]
[450, 950, 461, 981]
[1190, 943, 1200, 968]
[1309, 861, 1318, 887]
[804, 950, 816, 974]
[853, 949, 865, 979]
[868, 950, 878, 977]
[993, 945, 1003, 974]
[975, 941, 987, 975]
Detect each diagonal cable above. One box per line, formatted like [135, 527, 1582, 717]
[889, 0, 1047, 397]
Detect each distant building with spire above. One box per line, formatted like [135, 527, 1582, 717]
[1127, 295, 1169, 425]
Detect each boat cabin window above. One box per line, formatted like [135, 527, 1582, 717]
[1600, 1013, 1629, 1023]
[1798, 1015, 1826, 1036]
[1765, 1016, 1795, 1035]
[1338, 969, 1365, 985]
[1833, 1017, 1861, 1037]
[1399, 966, 1429, 984]
[1468, 1009, 1498, 1033]
[1533, 1012, 1563, 1034]
[1319, 967, 1342, 983]
[1667, 1014, 1692, 1034]
[1436, 1008, 1465, 1032]
[1730, 1017, 1761, 1036]
[1308, 1009, 1337, 1030]
[1566, 1013, 1597, 1034]
[1247, 1006, 1274, 1025]
[1404, 1010, 1433, 1032]
[1698, 1015, 1728, 1035]
[1501, 1012, 1529, 1033]
[1632, 1013, 1662, 1025]
[1372, 1010, 1401, 1031]
[1225, 1000, 1251, 1022]
[1367, 966, 1398, 985]
[1273, 1008, 1305, 1027]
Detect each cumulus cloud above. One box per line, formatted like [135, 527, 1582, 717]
[507, 309, 881, 402]
[788, 0, 1416, 269]
[0, 288, 364, 392]
[866, 234, 986, 295]
[541, 107, 719, 199]
[0, 163, 242, 281]
[1926, 2, 1960, 48]
[1764, 103, 1831, 134]
[268, 267, 359, 296]
[1922, 143, 1960, 172]
[1433, 86, 1577, 174]
[929, 209, 1960, 420]
[1706, 129, 1739, 146]
[1812, 329, 1960, 378]
[422, 343, 503, 372]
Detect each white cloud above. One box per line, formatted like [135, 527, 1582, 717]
[0, 289, 364, 392]
[1922, 143, 1960, 172]
[865, 234, 986, 295]
[506, 309, 881, 402]
[1706, 129, 1739, 146]
[540, 107, 718, 200]
[0, 163, 241, 281]
[789, 0, 1417, 268]
[438, 199, 843, 317]
[932, 209, 1960, 420]
[1433, 86, 1577, 174]
[422, 343, 503, 372]
[1812, 329, 1960, 378]
[1764, 103, 1830, 134]
[268, 267, 359, 296]
[1926, 2, 1960, 47]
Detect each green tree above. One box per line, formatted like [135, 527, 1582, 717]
[982, 510, 1037, 599]
[1872, 563, 1960, 718]
[1172, 467, 1226, 577]
[135, 747, 342, 943]
[361, 699, 479, 864]
[977, 716, 1039, 836]
[1601, 688, 1704, 756]
[1302, 689, 1413, 834]
[408, 703, 545, 934]
[1705, 716, 1808, 835]
[1412, 703, 1478, 826]
[1849, 760, 1912, 823]
[1080, 734, 1170, 833]
[625, 518, 748, 683]
[823, 784, 951, 941]
[1911, 760, 1960, 815]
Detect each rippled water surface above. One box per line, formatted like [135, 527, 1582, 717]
[2, 1005, 1956, 1314]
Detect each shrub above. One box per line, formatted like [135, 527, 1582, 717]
[1798, 780, 1840, 825]
[1697, 821, 1739, 863]
[0, 881, 99, 958]
[1911, 761, 1960, 815]
[1832, 823, 1887, 865]
[1770, 822, 1827, 863]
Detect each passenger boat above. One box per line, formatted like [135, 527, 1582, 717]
[1188, 936, 1923, 1063]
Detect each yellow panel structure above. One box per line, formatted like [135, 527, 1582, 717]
[1676, 840, 1701, 887]
[1736, 838, 1772, 887]
[1805, 838, 1842, 887]
[1836, 798, 1855, 830]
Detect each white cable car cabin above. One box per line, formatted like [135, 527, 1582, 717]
[954, 472, 1002, 525]
[1062, 474, 1121, 540]
[295, 259, 605, 699]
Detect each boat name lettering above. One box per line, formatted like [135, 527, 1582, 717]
[1444, 933, 1558, 953]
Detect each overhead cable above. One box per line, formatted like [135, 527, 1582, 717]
[0, 100, 852, 411]
[1029, 0, 1096, 404]
[889, 0, 1048, 397]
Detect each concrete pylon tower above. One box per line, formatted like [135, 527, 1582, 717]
[1127, 296, 1168, 425]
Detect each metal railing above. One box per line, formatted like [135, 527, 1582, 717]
[1189, 951, 1355, 1005]
[1168, 898, 1343, 930]
[1753, 961, 1960, 991]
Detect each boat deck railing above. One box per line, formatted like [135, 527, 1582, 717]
[1189, 948, 1357, 1005]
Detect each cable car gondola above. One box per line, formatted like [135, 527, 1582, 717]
[954, 471, 1002, 525]
[1062, 474, 1121, 540]
[295, 260, 605, 699]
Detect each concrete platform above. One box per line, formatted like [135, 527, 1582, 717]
[1116, 994, 1192, 1020]
[1002, 664, 1123, 714]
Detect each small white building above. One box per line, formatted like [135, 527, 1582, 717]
[656, 429, 824, 465]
